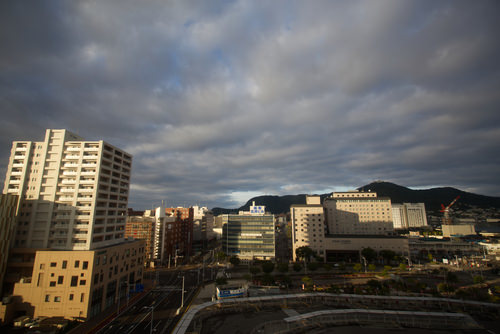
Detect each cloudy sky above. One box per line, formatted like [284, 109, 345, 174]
[1, 0, 499, 209]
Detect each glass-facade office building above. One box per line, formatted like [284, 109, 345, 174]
[222, 214, 275, 260]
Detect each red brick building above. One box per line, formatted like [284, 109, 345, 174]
[165, 207, 193, 258]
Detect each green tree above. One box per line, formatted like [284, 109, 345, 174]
[261, 261, 275, 274]
[353, 263, 363, 272]
[361, 247, 377, 263]
[368, 264, 376, 272]
[277, 263, 289, 273]
[229, 256, 240, 266]
[296, 246, 315, 261]
[398, 263, 407, 271]
[293, 263, 303, 272]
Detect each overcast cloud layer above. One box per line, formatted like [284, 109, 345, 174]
[1, 0, 500, 209]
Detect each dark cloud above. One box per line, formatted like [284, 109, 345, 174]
[1, 0, 499, 209]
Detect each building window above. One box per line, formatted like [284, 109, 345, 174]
[69, 294, 74, 301]
[49, 281, 56, 287]
[75, 260, 80, 268]
[80, 293, 85, 302]
[40, 264, 45, 270]
[80, 280, 86, 286]
[57, 276, 64, 284]
[82, 261, 88, 270]
[71, 276, 78, 287]
[50, 262, 57, 267]
[62, 260, 67, 269]
[45, 295, 50, 302]
[54, 296, 61, 302]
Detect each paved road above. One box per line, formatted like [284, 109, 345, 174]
[97, 266, 217, 334]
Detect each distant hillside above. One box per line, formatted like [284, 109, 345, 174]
[358, 181, 500, 212]
[210, 182, 500, 215]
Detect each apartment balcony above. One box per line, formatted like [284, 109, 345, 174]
[67, 147, 81, 151]
[53, 223, 69, 229]
[9, 179, 21, 184]
[55, 213, 72, 219]
[77, 196, 92, 201]
[78, 188, 94, 193]
[53, 233, 68, 239]
[82, 163, 97, 167]
[61, 179, 76, 184]
[80, 171, 96, 176]
[79, 179, 95, 184]
[14, 155, 26, 159]
[15, 147, 27, 151]
[83, 155, 98, 159]
[63, 163, 79, 168]
[10, 171, 22, 176]
[12, 163, 24, 168]
[58, 196, 74, 201]
[83, 147, 99, 151]
[73, 233, 89, 239]
[7, 188, 19, 193]
[60, 188, 75, 193]
[63, 171, 77, 176]
[76, 215, 91, 220]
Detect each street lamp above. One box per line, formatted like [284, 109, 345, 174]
[143, 306, 154, 334]
[176, 275, 185, 315]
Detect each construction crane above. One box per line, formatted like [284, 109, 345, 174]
[440, 196, 460, 225]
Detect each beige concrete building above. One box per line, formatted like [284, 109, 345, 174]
[291, 195, 408, 262]
[291, 196, 326, 261]
[392, 203, 428, 229]
[5, 239, 144, 321]
[3, 129, 132, 250]
[0, 194, 18, 296]
[324, 191, 394, 235]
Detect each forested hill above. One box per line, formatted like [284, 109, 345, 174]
[211, 182, 500, 215]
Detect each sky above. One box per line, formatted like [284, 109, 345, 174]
[1, 0, 500, 209]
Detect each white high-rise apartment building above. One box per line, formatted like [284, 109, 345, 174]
[3, 129, 132, 250]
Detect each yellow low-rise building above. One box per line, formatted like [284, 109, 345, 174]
[3, 239, 144, 322]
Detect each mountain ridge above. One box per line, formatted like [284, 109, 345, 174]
[211, 182, 500, 215]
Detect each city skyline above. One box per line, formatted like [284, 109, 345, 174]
[1, 1, 500, 209]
